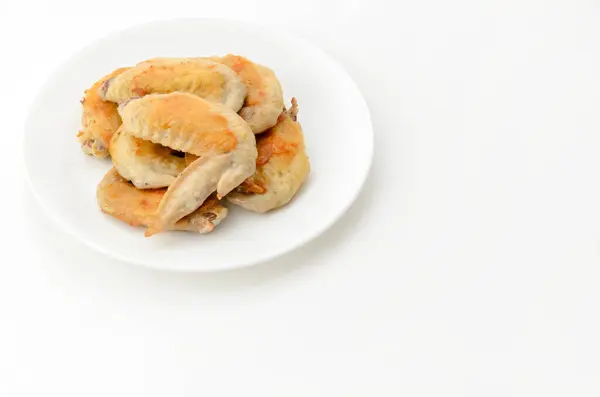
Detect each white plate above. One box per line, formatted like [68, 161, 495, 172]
[23, 18, 373, 272]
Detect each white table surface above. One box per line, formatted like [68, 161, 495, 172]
[2, 1, 600, 395]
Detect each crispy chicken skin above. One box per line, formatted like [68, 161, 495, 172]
[97, 168, 228, 234]
[211, 54, 284, 134]
[77, 67, 130, 158]
[99, 58, 246, 112]
[119, 92, 242, 156]
[118, 92, 257, 236]
[227, 98, 310, 213]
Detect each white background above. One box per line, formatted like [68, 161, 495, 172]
[2, 1, 600, 395]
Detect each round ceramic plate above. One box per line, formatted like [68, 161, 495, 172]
[23, 18, 373, 272]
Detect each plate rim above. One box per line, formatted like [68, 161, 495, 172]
[22, 17, 374, 272]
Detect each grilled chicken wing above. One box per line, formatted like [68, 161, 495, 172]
[99, 58, 246, 112]
[97, 168, 228, 234]
[227, 98, 309, 212]
[211, 54, 283, 134]
[77, 67, 130, 157]
[118, 92, 257, 236]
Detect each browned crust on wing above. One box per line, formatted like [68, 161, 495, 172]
[78, 67, 130, 157]
[235, 174, 268, 194]
[96, 168, 227, 233]
[96, 168, 165, 227]
[213, 54, 283, 134]
[102, 60, 226, 103]
[218, 55, 264, 106]
[120, 93, 239, 156]
[235, 100, 302, 195]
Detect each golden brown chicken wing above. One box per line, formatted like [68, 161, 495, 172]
[99, 58, 246, 111]
[211, 54, 284, 134]
[77, 67, 130, 158]
[118, 92, 257, 236]
[227, 98, 310, 213]
[97, 168, 228, 234]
